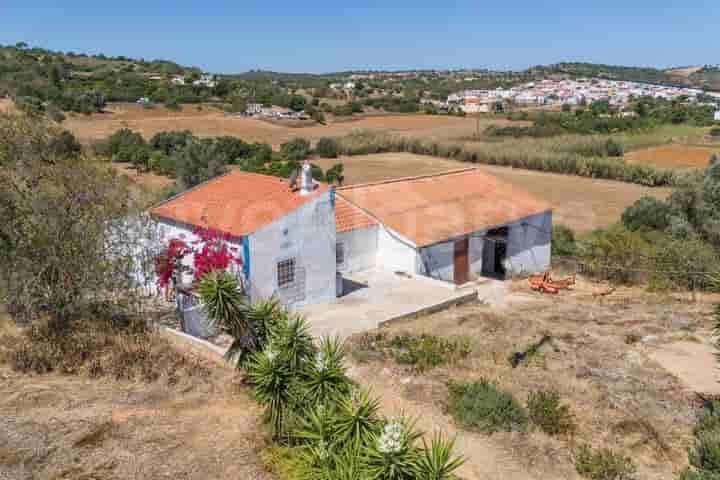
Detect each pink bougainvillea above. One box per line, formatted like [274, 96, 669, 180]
[191, 227, 242, 281]
[155, 227, 242, 290]
[155, 238, 191, 289]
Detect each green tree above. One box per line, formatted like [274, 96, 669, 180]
[281, 137, 311, 161]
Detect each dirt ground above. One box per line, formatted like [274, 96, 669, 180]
[62, 103, 511, 147]
[347, 278, 716, 480]
[626, 144, 720, 168]
[316, 153, 670, 233]
[0, 98, 14, 113]
[0, 317, 274, 480]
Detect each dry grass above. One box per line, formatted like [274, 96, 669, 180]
[62, 102, 513, 147]
[347, 278, 715, 479]
[626, 144, 720, 168]
[0, 312, 274, 480]
[316, 152, 670, 233]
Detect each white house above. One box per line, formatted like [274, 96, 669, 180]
[150, 166, 552, 309]
[715, 110, 720, 122]
[151, 164, 337, 308]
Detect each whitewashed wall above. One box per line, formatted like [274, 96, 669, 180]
[418, 241, 454, 282]
[469, 236, 484, 277]
[337, 225, 378, 274]
[376, 226, 418, 275]
[247, 191, 336, 308]
[505, 210, 553, 275]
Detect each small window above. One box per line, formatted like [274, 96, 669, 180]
[277, 258, 296, 288]
[336, 242, 345, 265]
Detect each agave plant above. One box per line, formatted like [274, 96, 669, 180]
[301, 336, 353, 406]
[364, 416, 423, 480]
[417, 433, 465, 480]
[333, 387, 382, 449]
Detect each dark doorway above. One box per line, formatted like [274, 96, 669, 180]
[453, 238, 469, 285]
[482, 227, 509, 279]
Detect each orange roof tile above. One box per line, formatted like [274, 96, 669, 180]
[150, 171, 329, 237]
[335, 196, 377, 233]
[337, 168, 552, 247]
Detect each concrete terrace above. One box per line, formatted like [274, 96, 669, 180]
[298, 268, 479, 339]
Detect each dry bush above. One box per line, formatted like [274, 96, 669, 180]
[4, 315, 210, 383]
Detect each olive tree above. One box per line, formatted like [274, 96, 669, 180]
[0, 113, 159, 325]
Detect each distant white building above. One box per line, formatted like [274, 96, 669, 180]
[193, 74, 217, 88]
[715, 110, 720, 122]
[170, 76, 185, 86]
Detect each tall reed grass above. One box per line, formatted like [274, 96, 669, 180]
[336, 130, 676, 186]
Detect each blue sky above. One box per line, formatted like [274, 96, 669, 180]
[2, 1, 718, 73]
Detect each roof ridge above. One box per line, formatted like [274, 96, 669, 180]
[337, 167, 479, 191]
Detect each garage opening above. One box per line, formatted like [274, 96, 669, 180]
[482, 227, 509, 279]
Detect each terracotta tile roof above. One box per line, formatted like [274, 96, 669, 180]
[150, 171, 329, 237]
[335, 196, 377, 233]
[337, 168, 552, 247]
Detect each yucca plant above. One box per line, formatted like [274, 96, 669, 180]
[333, 388, 382, 449]
[301, 336, 353, 406]
[247, 346, 297, 439]
[417, 433, 465, 480]
[197, 271, 253, 366]
[364, 416, 423, 480]
[273, 313, 316, 372]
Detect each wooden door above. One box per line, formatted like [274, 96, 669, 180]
[453, 238, 469, 285]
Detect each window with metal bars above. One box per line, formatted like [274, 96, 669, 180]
[277, 258, 296, 288]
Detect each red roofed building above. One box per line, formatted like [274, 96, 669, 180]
[150, 165, 552, 309]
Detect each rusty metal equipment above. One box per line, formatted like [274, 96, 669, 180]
[528, 272, 576, 294]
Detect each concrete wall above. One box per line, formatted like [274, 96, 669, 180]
[337, 225, 378, 274]
[376, 225, 418, 275]
[505, 210, 553, 275]
[247, 191, 336, 308]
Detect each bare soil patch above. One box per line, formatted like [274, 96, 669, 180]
[626, 144, 720, 168]
[347, 279, 716, 479]
[317, 153, 670, 233]
[0, 98, 14, 113]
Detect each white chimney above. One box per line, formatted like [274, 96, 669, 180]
[300, 160, 313, 195]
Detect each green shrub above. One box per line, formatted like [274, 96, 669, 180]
[447, 379, 528, 433]
[389, 334, 471, 372]
[281, 137, 311, 161]
[690, 430, 720, 474]
[621, 196, 672, 231]
[527, 389, 575, 435]
[109, 128, 145, 157]
[710, 128, 720, 138]
[678, 467, 720, 480]
[574, 445, 636, 480]
[552, 225, 577, 256]
[164, 98, 181, 111]
[316, 137, 339, 158]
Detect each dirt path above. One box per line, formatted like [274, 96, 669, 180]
[649, 340, 720, 395]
